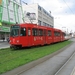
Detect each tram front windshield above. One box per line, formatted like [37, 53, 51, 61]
[10, 25, 20, 37]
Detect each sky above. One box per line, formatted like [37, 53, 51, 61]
[22, 0, 75, 33]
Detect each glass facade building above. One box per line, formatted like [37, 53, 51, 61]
[0, 0, 23, 41]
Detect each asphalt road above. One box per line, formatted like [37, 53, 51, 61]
[0, 41, 10, 49]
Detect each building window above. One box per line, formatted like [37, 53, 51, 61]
[7, 0, 10, 6]
[38, 20, 41, 25]
[43, 9, 47, 14]
[38, 5, 41, 11]
[43, 22, 47, 26]
[13, 0, 16, 2]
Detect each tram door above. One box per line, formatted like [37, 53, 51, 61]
[28, 28, 32, 46]
[44, 30, 46, 44]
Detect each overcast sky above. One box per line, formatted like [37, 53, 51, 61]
[22, 0, 75, 33]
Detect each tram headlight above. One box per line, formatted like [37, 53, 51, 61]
[10, 40, 11, 42]
[16, 40, 19, 43]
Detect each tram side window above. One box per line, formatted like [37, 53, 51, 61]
[44, 30, 46, 36]
[39, 29, 43, 36]
[32, 28, 38, 36]
[54, 31, 60, 36]
[58, 32, 60, 36]
[54, 31, 58, 36]
[48, 30, 51, 36]
[20, 28, 26, 36]
[63, 33, 66, 36]
[28, 29, 31, 36]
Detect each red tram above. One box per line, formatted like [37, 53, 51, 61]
[10, 23, 66, 49]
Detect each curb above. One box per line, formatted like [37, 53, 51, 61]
[2, 42, 74, 75]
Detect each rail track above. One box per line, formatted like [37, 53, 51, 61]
[54, 50, 75, 75]
[2, 41, 75, 75]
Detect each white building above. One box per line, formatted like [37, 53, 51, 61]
[22, 3, 54, 28]
[0, 0, 23, 41]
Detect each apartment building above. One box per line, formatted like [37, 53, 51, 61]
[22, 3, 54, 27]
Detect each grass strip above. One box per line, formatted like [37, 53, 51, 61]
[0, 40, 72, 74]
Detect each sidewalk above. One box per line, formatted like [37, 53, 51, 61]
[0, 40, 10, 49]
[0, 40, 7, 43]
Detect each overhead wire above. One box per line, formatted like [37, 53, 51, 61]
[62, 0, 74, 14]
